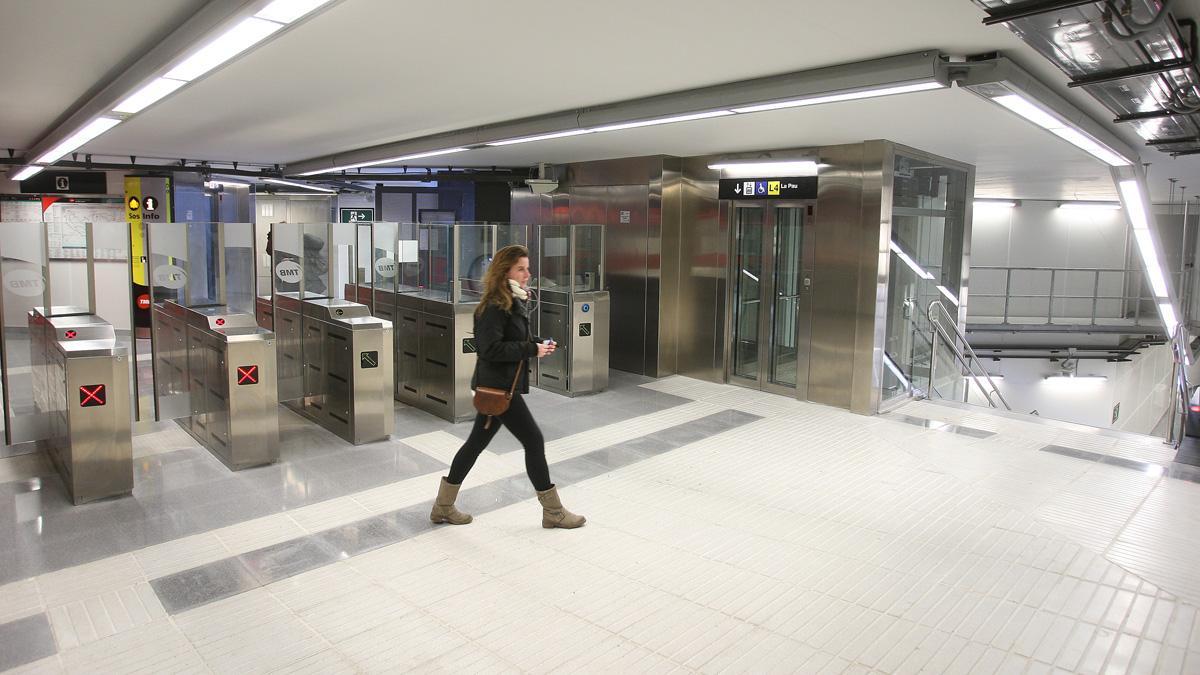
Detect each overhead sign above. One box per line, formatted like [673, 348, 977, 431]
[718, 177, 817, 200]
[20, 170, 107, 194]
[340, 208, 374, 223]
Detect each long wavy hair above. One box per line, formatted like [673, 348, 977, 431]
[475, 244, 530, 317]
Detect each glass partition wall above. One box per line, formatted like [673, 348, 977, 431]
[882, 150, 971, 406]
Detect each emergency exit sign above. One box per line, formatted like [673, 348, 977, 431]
[340, 208, 374, 223]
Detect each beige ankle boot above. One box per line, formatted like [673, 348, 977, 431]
[430, 477, 472, 525]
[536, 485, 585, 529]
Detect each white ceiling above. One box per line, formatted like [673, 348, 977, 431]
[5, 0, 1200, 201]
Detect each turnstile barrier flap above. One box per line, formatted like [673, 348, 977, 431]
[301, 298, 373, 323]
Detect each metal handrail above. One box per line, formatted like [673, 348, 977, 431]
[927, 300, 1012, 411]
[970, 266, 1159, 327]
[1166, 325, 1191, 449]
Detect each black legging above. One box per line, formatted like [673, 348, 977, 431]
[446, 394, 552, 491]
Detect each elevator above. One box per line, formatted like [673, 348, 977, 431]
[724, 201, 814, 398]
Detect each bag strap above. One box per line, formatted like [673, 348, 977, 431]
[506, 359, 526, 399]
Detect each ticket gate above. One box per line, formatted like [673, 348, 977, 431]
[29, 307, 133, 504]
[257, 292, 394, 444]
[536, 290, 610, 396]
[153, 301, 279, 470]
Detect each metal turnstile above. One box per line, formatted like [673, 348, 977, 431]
[536, 291, 610, 396]
[392, 292, 476, 423]
[29, 308, 132, 504]
[153, 301, 279, 470]
[258, 293, 394, 443]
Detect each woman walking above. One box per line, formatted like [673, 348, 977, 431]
[430, 245, 585, 529]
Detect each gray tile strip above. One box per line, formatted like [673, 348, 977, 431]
[887, 413, 995, 439]
[149, 409, 762, 615]
[1038, 444, 1200, 484]
[0, 613, 57, 671]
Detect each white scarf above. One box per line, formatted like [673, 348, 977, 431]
[508, 278, 528, 300]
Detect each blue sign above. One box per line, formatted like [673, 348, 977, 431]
[582, 303, 590, 313]
[755, 181, 767, 195]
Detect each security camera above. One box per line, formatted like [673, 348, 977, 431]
[526, 178, 558, 194]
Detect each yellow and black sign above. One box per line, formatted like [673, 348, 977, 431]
[125, 176, 171, 329]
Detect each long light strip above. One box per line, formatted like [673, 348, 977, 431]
[708, 160, 819, 176]
[731, 80, 944, 113]
[486, 129, 594, 146]
[1117, 180, 1150, 229]
[991, 94, 1131, 167]
[255, 0, 333, 23]
[1159, 302, 1180, 335]
[296, 147, 469, 176]
[973, 200, 1016, 209]
[263, 178, 335, 193]
[889, 241, 934, 280]
[1133, 228, 1170, 297]
[589, 110, 734, 132]
[1058, 201, 1121, 211]
[11, 166, 44, 181]
[35, 117, 122, 164]
[113, 77, 188, 114]
[165, 17, 283, 82]
[936, 285, 960, 305]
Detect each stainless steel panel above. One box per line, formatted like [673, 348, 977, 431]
[28, 308, 133, 505]
[657, 158, 683, 376]
[597, 185, 650, 374]
[805, 142, 890, 414]
[675, 159, 724, 381]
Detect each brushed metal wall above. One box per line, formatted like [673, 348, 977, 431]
[675, 158, 724, 381]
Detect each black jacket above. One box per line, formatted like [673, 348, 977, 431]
[472, 298, 541, 394]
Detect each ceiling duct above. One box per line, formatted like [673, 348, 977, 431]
[974, 0, 1200, 156]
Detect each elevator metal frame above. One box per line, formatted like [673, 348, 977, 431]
[721, 200, 816, 399]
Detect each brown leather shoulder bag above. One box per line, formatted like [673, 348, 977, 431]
[473, 359, 525, 429]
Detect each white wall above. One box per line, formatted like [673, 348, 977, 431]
[970, 201, 1131, 321]
[965, 342, 1173, 433]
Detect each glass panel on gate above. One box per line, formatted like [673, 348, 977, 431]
[1, 222, 50, 443]
[457, 223, 495, 304]
[770, 208, 803, 388]
[573, 224, 603, 292]
[732, 207, 764, 381]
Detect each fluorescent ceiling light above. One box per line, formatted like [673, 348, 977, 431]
[112, 77, 187, 114]
[206, 178, 249, 186]
[1118, 180, 1150, 229]
[1059, 201, 1121, 210]
[35, 117, 121, 163]
[486, 129, 593, 146]
[271, 192, 335, 196]
[295, 148, 469, 176]
[1132, 228, 1169, 297]
[741, 269, 760, 283]
[1042, 374, 1108, 381]
[936, 285, 960, 305]
[263, 178, 335, 193]
[1158, 302, 1180, 335]
[165, 17, 283, 82]
[974, 200, 1015, 208]
[255, 0, 333, 23]
[11, 166, 44, 181]
[990, 94, 1131, 167]
[589, 110, 734, 132]
[889, 241, 934, 280]
[731, 80, 944, 114]
[708, 160, 819, 177]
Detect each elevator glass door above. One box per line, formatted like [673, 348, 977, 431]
[730, 203, 809, 396]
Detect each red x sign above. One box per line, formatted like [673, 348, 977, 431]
[215, 318, 226, 326]
[79, 384, 106, 407]
[64, 330, 77, 339]
[236, 365, 258, 385]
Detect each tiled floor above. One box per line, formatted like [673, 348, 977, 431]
[2, 372, 1200, 673]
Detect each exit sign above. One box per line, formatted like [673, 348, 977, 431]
[340, 208, 374, 223]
